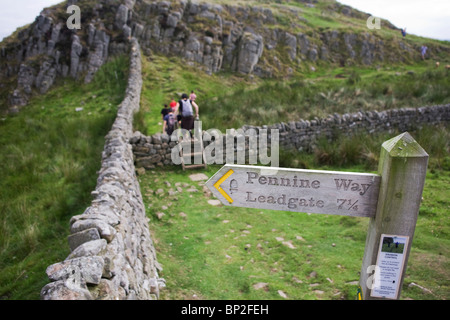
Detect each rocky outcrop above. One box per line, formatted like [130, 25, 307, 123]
[40, 38, 164, 300]
[129, 0, 447, 78]
[134, 1, 271, 75]
[1, 0, 449, 113]
[0, 0, 131, 113]
[235, 30, 264, 74]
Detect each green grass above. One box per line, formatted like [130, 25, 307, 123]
[0, 54, 128, 300]
[135, 54, 252, 135]
[137, 55, 450, 134]
[141, 165, 367, 300]
[140, 125, 449, 300]
[0, 0, 448, 301]
[279, 124, 449, 172]
[199, 63, 449, 130]
[138, 53, 449, 133]
[136, 50, 449, 300]
[0, 47, 447, 300]
[381, 243, 405, 254]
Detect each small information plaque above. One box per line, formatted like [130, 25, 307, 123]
[370, 234, 409, 299]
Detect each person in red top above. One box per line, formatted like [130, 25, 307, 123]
[169, 98, 178, 111]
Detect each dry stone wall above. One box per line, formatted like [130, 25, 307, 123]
[267, 104, 450, 152]
[41, 38, 164, 300]
[131, 104, 450, 168]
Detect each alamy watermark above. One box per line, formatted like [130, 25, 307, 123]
[366, 265, 382, 290]
[170, 121, 279, 168]
[67, 5, 81, 30]
[65, 6, 381, 33]
[366, 16, 381, 30]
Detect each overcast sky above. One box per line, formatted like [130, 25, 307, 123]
[0, 0, 63, 41]
[337, 0, 450, 41]
[0, 0, 449, 41]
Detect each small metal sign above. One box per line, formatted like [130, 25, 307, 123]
[206, 165, 381, 217]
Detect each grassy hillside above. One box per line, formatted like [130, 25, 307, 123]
[0, 48, 448, 300]
[0, 55, 129, 300]
[136, 46, 449, 300]
[134, 15, 450, 297]
[0, 0, 448, 300]
[137, 52, 449, 133]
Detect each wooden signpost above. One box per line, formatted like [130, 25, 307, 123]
[206, 165, 381, 218]
[206, 132, 429, 300]
[359, 132, 428, 300]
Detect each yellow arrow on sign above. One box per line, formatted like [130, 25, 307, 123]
[213, 169, 234, 204]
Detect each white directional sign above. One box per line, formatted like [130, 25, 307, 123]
[206, 165, 381, 217]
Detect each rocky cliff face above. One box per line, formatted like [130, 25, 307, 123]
[1, 0, 130, 113]
[131, 0, 435, 77]
[1, 0, 448, 113]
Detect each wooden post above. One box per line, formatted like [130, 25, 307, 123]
[359, 132, 428, 299]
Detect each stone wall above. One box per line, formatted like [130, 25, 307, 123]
[266, 104, 450, 152]
[131, 104, 450, 168]
[40, 38, 164, 300]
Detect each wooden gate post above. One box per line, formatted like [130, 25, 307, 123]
[359, 132, 428, 299]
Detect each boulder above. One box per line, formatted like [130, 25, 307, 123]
[46, 256, 105, 285]
[115, 4, 129, 29]
[236, 31, 264, 74]
[40, 280, 93, 300]
[70, 35, 82, 78]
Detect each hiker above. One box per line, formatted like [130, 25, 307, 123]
[160, 104, 172, 121]
[168, 99, 180, 128]
[401, 28, 406, 37]
[178, 93, 199, 135]
[169, 98, 178, 111]
[421, 45, 428, 60]
[163, 108, 176, 136]
[190, 90, 197, 102]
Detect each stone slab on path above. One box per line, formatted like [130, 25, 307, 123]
[189, 173, 209, 181]
[207, 199, 221, 206]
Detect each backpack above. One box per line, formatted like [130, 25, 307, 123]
[180, 99, 193, 117]
[166, 113, 175, 135]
